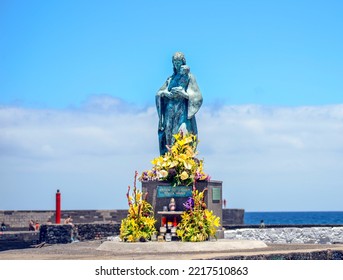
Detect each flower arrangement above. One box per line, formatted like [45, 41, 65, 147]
[139, 133, 209, 186]
[120, 171, 156, 242]
[176, 186, 221, 242]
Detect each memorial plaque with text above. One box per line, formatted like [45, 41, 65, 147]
[157, 185, 192, 198]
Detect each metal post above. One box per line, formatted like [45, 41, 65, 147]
[56, 189, 61, 224]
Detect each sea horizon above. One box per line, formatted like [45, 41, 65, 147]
[244, 211, 343, 225]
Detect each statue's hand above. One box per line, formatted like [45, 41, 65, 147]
[163, 90, 175, 99]
[171, 87, 188, 98]
[170, 87, 182, 94]
[157, 90, 169, 97]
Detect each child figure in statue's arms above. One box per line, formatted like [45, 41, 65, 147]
[167, 65, 190, 97]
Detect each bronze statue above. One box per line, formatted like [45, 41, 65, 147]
[156, 52, 203, 155]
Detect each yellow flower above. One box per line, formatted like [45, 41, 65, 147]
[184, 161, 192, 170]
[151, 156, 163, 166]
[180, 171, 189, 180]
[140, 133, 209, 186]
[184, 135, 193, 144]
[185, 146, 195, 157]
[173, 133, 181, 141]
[159, 170, 168, 178]
[136, 193, 142, 201]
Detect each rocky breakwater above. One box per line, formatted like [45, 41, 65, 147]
[40, 224, 73, 244]
[39, 223, 121, 244]
[225, 227, 343, 244]
[0, 231, 40, 251]
[76, 223, 120, 240]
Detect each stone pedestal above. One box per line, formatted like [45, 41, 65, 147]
[141, 180, 223, 231]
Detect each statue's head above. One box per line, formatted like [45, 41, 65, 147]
[172, 52, 186, 73]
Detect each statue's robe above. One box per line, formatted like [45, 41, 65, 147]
[156, 73, 203, 155]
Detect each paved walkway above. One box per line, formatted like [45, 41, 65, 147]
[98, 239, 267, 254]
[1, 239, 343, 260]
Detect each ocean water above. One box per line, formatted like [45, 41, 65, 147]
[244, 211, 343, 225]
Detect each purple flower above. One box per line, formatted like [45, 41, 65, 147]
[183, 197, 194, 210]
[194, 171, 202, 180]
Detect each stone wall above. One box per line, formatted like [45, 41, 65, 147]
[224, 227, 343, 244]
[39, 223, 121, 244]
[39, 224, 73, 244]
[0, 209, 244, 229]
[76, 223, 120, 241]
[0, 210, 55, 230]
[222, 209, 245, 226]
[0, 231, 40, 251]
[0, 210, 128, 229]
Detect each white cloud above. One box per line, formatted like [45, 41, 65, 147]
[1, 99, 343, 211]
[198, 104, 343, 211]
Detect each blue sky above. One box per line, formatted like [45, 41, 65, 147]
[1, 0, 343, 212]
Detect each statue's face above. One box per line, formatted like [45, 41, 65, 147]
[173, 58, 183, 72]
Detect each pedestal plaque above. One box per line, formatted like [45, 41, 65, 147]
[142, 180, 223, 230]
[157, 185, 192, 198]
